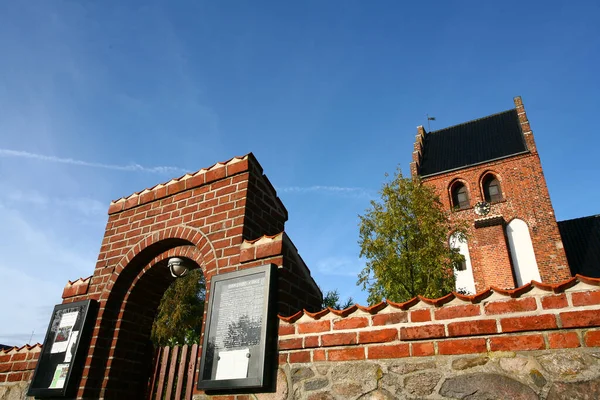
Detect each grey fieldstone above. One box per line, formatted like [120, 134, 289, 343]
[304, 378, 328, 391]
[546, 377, 600, 400]
[452, 356, 490, 370]
[315, 364, 330, 376]
[306, 393, 335, 400]
[331, 382, 364, 398]
[357, 388, 396, 400]
[439, 373, 538, 400]
[292, 367, 315, 383]
[529, 369, 547, 388]
[330, 362, 379, 397]
[404, 371, 441, 397]
[390, 361, 436, 375]
[256, 368, 289, 400]
[499, 356, 529, 373]
[537, 353, 588, 376]
[379, 370, 404, 395]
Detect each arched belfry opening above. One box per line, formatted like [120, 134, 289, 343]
[58, 155, 322, 399]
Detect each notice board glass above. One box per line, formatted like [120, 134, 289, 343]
[197, 264, 277, 391]
[27, 299, 97, 398]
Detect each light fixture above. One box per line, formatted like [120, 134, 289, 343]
[167, 257, 188, 278]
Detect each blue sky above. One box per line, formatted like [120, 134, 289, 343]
[1, 1, 599, 345]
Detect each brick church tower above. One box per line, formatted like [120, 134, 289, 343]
[410, 97, 571, 293]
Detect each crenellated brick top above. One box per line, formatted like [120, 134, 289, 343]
[277, 275, 600, 364]
[62, 276, 92, 299]
[107, 153, 286, 217]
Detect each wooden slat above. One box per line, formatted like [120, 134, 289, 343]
[165, 345, 179, 400]
[155, 346, 170, 399]
[147, 348, 161, 400]
[174, 344, 188, 400]
[184, 344, 198, 400]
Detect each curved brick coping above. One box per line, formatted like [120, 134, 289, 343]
[278, 275, 600, 362]
[0, 344, 41, 383]
[108, 154, 251, 214]
[0, 344, 42, 355]
[278, 275, 600, 323]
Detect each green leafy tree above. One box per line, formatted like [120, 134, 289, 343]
[151, 268, 206, 346]
[321, 289, 354, 310]
[357, 168, 468, 304]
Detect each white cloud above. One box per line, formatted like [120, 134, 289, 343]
[277, 185, 374, 198]
[0, 203, 98, 346]
[0, 148, 186, 174]
[315, 256, 365, 277]
[2, 188, 106, 217]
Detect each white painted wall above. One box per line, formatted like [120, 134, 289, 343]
[450, 233, 476, 294]
[506, 219, 541, 287]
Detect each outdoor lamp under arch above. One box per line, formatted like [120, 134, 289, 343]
[167, 257, 189, 278]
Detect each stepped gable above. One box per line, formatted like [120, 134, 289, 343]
[419, 109, 528, 176]
[278, 275, 599, 322]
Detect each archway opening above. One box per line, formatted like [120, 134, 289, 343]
[82, 238, 207, 399]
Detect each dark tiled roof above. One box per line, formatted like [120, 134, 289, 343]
[419, 109, 529, 176]
[558, 215, 600, 278]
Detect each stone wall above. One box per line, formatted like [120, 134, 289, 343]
[267, 348, 600, 399]
[261, 275, 600, 400]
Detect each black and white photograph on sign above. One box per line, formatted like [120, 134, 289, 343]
[50, 311, 78, 354]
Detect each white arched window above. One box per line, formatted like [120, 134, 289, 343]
[449, 233, 476, 294]
[506, 219, 541, 286]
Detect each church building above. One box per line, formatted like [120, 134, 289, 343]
[409, 96, 574, 293]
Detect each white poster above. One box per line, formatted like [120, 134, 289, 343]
[49, 364, 69, 389]
[50, 311, 78, 354]
[64, 331, 79, 363]
[215, 348, 250, 380]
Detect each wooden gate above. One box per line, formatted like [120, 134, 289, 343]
[147, 344, 199, 400]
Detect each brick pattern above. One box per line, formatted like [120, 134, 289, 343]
[62, 277, 91, 299]
[417, 97, 570, 291]
[0, 345, 40, 384]
[278, 277, 600, 363]
[54, 153, 321, 399]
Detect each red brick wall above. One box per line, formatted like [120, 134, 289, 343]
[57, 153, 321, 399]
[0, 345, 40, 385]
[415, 98, 570, 291]
[422, 150, 570, 291]
[278, 276, 600, 363]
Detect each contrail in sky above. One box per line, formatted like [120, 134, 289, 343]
[0, 148, 186, 174]
[0, 148, 371, 196]
[277, 185, 374, 198]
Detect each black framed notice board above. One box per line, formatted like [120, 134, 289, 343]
[197, 264, 277, 391]
[27, 299, 97, 398]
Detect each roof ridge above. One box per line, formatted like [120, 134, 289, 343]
[558, 214, 600, 223]
[429, 108, 515, 135]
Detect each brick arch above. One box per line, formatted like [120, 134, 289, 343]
[81, 225, 216, 399]
[479, 170, 504, 202]
[102, 245, 207, 398]
[448, 178, 471, 210]
[106, 224, 218, 289]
